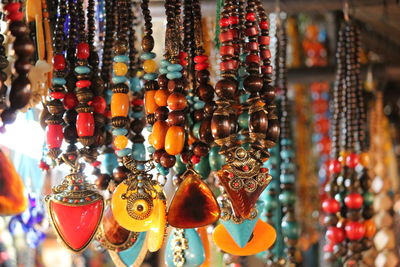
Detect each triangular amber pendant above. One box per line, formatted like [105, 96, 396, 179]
[167, 169, 220, 228]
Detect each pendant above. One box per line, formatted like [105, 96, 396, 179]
[108, 232, 148, 267]
[167, 169, 220, 228]
[217, 146, 272, 219]
[111, 157, 166, 235]
[165, 228, 205, 267]
[197, 227, 211, 267]
[46, 172, 104, 252]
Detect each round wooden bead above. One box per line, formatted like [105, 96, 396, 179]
[244, 75, 263, 93]
[211, 114, 231, 140]
[199, 118, 214, 144]
[193, 142, 209, 157]
[167, 92, 187, 111]
[153, 149, 166, 163]
[249, 109, 268, 134]
[215, 78, 237, 99]
[10, 76, 31, 109]
[160, 153, 176, 168]
[154, 106, 169, 121]
[13, 36, 34, 57]
[167, 110, 185, 126]
[9, 21, 28, 37]
[193, 109, 204, 122]
[197, 84, 214, 102]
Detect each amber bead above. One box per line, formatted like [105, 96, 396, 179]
[165, 126, 185, 155]
[160, 153, 176, 168]
[167, 110, 185, 126]
[249, 109, 268, 134]
[215, 78, 237, 99]
[244, 75, 263, 93]
[211, 114, 231, 140]
[113, 62, 128, 76]
[167, 171, 220, 228]
[154, 106, 169, 121]
[359, 152, 370, 167]
[152, 120, 169, 150]
[197, 84, 214, 102]
[143, 60, 157, 73]
[154, 89, 169, 107]
[145, 90, 159, 114]
[199, 118, 214, 144]
[111, 93, 129, 117]
[167, 92, 187, 111]
[114, 135, 128, 149]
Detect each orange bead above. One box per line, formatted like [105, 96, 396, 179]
[113, 62, 128, 76]
[364, 219, 376, 238]
[145, 90, 159, 114]
[212, 219, 276, 256]
[114, 135, 128, 149]
[339, 150, 350, 164]
[167, 92, 187, 111]
[154, 89, 169, 107]
[111, 93, 129, 117]
[152, 121, 169, 150]
[165, 126, 185, 155]
[359, 152, 370, 167]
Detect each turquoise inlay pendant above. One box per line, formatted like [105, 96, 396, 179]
[108, 232, 147, 267]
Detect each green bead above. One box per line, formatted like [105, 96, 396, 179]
[363, 192, 374, 206]
[279, 190, 296, 205]
[209, 146, 226, 171]
[173, 156, 186, 175]
[281, 221, 300, 239]
[194, 155, 211, 179]
[192, 122, 201, 139]
[238, 111, 249, 129]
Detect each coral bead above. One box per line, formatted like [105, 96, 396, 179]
[328, 159, 341, 174]
[219, 18, 229, 27]
[167, 92, 187, 111]
[76, 80, 91, 88]
[114, 135, 128, 150]
[113, 62, 128, 76]
[345, 221, 365, 241]
[63, 92, 78, 109]
[154, 89, 169, 107]
[152, 121, 169, 150]
[77, 42, 90, 59]
[53, 54, 66, 71]
[363, 219, 376, 238]
[346, 153, 359, 168]
[143, 59, 157, 73]
[7, 11, 23, 21]
[46, 124, 63, 149]
[344, 193, 363, 209]
[228, 16, 239, 25]
[4, 3, 21, 13]
[326, 226, 345, 244]
[76, 113, 95, 137]
[194, 55, 207, 63]
[111, 93, 129, 117]
[246, 12, 256, 21]
[359, 152, 370, 167]
[145, 90, 159, 114]
[165, 126, 185, 155]
[260, 20, 269, 30]
[91, 96, 106, 114]
[322, 198, 340, 214]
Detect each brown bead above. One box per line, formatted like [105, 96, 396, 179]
[153, 149, 166, 163]
[113, 166, 129, 183]
[9, 21, 28, 37]
[167, 110, 185, 126]
[204, 101, 216, 114]
[130, 118, 146, 133]
[193, 109, 204, 122]
[362, 206, 374, 219]
[10, 76, 32, 109]
[193, 142, 209, 157]
[249, 109, 268, 134]
[13, 36, 35, 57]
[196, 69, 210, 83]
[14, 59, 32, 74]
[167, 78, 184, 93]
[266, 119, 280, 143]
[64, 109, 78, 123]
[63, 125, 77, 142]
[102, 206, 130, 245]
[154, 106, 169, 121]
[323, 214, 339, 226]
[199, 118, 214, 144]
[215, 78, 237, 99]
[244, 75, 263, 93]
[261, 85, 276, 102]
[95, 174, 111, 190]
[160, 153, 176, 168]
[142, 35, 154, 52]
[158, 74, 168, 88]
[211, 114, 231, 140]
[197, 84, 214, 102]
[167, 92, 187, 111]
[115, 41, 128, 54]
[346, 210, 361, 221]
[144, 80, 159, 91]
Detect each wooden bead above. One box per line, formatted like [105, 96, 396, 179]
[249, 109, 268, 134]
[9, 76, 31, 109]
[193, 142, 209, 157]
[167, 92, 187, 111]
[199, 118, 214, 144]
[165, 126, 185, 155]
[211, 114, 231, 140]
[167, 110, 185, 126]
[160, 153, 176, 168]
[154, 106, 169, 121]
[244, 75, 263, 93]
[193, 109, 204, 122]
[197, 84, 214, 102]
[215, 78, 237, 99]
[153, 149, 166, 163]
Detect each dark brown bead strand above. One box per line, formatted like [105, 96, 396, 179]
[0, 33, 8, 110]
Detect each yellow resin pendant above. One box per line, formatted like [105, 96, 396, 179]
[147, 198, 167, 252]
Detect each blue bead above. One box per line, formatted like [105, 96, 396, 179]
[129, 77, 142, 92]
[160, 59, 171, 67]
[281, 221, 300, 239]
[280, 149, 294, 159]
[52, 77, 66, 85]
[167, 64, 183, 72]
[132, 143, 146, 161]
[137, 164, 145, 171]
[281, 138, 293, 146]
[114, 55, 129, 62]
[280, 173, 295, 183]
[166, 71, 182, 80]
[112, 128, 128, 136]
[194, 101, 205, 109]
[117, 148, 132, 157]
[132, 111, 144, 119]
[112, 76, 127, 84]
[140, 52, 156, 60]
[74, 66, 91, 74]
[147, 146, 155, 153]
[159, 67, 168, 74]
[143, 73, 158, 80]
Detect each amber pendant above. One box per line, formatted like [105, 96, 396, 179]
[167, 169, 220, 228]
[217, 147, 271, 219]
[46, 172, 104, 252]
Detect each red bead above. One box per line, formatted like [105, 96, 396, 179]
[345, 221, 365, 241]
[228, 16, 239, 25]
[220, 45, 235, 56]
[191, 155, 201, 165]
[7, 11, 23, 21]
[180, 59, 188, 67]
[132, 99, 144, 106]
[76, 112, 95, 137]
[262, 65, 273, 74]
[261, 168, 267, 173]
[228, 172, 234, 179]
[91, 161, 101, 167]
[261, 49, 271, 59]
[258, 36, 270, 45]
[76, 80, 91, 88]
[63, 92, 78, 109]
[245, 26, 258, 37]
[194, 55, 208, 64]
[50, 91, 65, 99]
[326, 226, 345, 244]
[46, 124, 63, 149]
[220, 31, 233, 43]
[91, 96, 106, 114]
[228, 29, 238, 39]
[246, 54, 260, 64]
[53, 54, 66, 71]
[328, 159, 341, 174]
[220, 60, 235, 71]
[323, 243, 334, 253]
[346, 153, 359, 168]
[245, 12, 256, 21]
[4, 3, 21, 13]
[219, 18, 229, 27]
[195, 63, 208, 71]
[76, 42, 90, 59]
[243, 165, 249, 172]
[39, 161, 49, 170]
[179, 51, 188, 61]
[322, 198, 340, 214]
[259, 20, 269, 30]
[344, 193, 363, 209]
[246, 42, 259, 51]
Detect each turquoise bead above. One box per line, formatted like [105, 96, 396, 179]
[159, 67, 168, 74]
[52, 77, 66, 85]
[238, 67, 248, 78]
[269, 169, 279, 179]
[112, 76, 127, 84]
[209, 146, 226, 171]
[193, 96, 200, 102]
[280, 149, 295, 159]
[114, 55, 129, 63]
[264, 195, 279, 211]
[167, 64, 183, 72]
[192, 122, 201, 139]
[166, 71, 182, 80]
[117, 148, 132, 157]
[132, 143, 146, 161]
[140, 52, 156, 60]
[363, 192, 374, 206]
[238, 111, 249, 129]
[239, 93, 249, 104]
[240, 53, 248, 62]
[143, 73, 158, 80]
[146, 125, 153, 132]
[280, 173, 295, 183]
[194, 101, 205, 109]
[281, 138, 293, 146]
[268, 155, 279, 166]
[237, 134, 245, 140]
[130, 77, 142, 92]
[137, 164, 145, 171]
[242, 143, 251, 150]
[194, 155, 211, 179]
[173, 156, 187, 175]
[147, 146, 155, 153]
[160, 59, 171, 67]
[279, 190, 296, 205]
[103, 152, 118, 175]
[112, 128, 128, 136]
[74, 66, 91, 74]
[281, 162, 296, 172]
[118, 232, 146, 266]
[281, 221, 300, 239]
[133, 111, 144, 119]
[156, 163, 169, 176]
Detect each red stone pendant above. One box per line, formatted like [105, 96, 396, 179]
[46, 173, 104, 252]
[167, 169, 220, 228]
